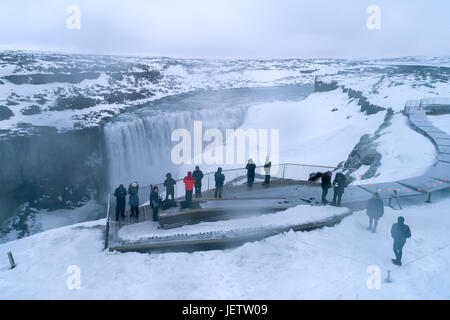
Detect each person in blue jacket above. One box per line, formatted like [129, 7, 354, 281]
[214, 167, 225, 198]
[128, 182, 139, 218]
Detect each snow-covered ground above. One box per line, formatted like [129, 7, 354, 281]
[319, 59, 450, 113]
[2, 198, 450, 299]
[119, 205, 348, 241]
[353, 113, 436, 185]
[1, 52, 449, 135]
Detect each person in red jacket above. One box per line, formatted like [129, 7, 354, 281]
[183, 171, 196, 205]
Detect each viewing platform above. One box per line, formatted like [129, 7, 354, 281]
[104, 98, 450, 253]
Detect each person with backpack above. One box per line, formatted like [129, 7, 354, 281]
[321, 171, 332, 205]
[263, 156, 272, 185]
[113, 184, 127, 221]
[246, 159, 256, 187]
[391, 216, 412, 266]
[214, 167, 225, 198]
[128, 182, 140, 218]
[150, 185, 162, 222]
[183, 171, 196, 205]
[192, 166, 204, 198]
[331, 172, 347, 206]
[164, 173, 176, 201]
[366, 192, 384, 232]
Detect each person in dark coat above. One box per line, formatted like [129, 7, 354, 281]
[263, 156, 272, 185]
[331, 172, 347, 206]
[246, 159, 256, 187]
[366, 192, 384, 232]
[150, 186, 162, 222]
[164, 173, 176, 201]
[214, 167, 225, 198]
[128, 182, 140, 218]
[192, 166, 204, 198]
[113, 184, 127, 221]
[391, 216, 411, 266]
[321, 171, 332, 205]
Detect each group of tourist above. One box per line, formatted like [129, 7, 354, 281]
[112, 157, 273, 222]
[366, 192, 412, 266]
[312, 170, 412, 266]
[113, 160, 410, 266]
[113, 182, 140, 221]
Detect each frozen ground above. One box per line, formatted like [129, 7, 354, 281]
[353, 113, 436, 185]
[1, 198, 450, 299]
[119, 205, 348, 241]
[1, 52, 449, 136]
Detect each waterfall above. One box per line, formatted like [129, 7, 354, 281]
[103, 107, 248, 189]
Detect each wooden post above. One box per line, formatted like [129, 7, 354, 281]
[7, 251, 16, 269]
[425, 192, 432, 203]
[386, 270, 391, 283]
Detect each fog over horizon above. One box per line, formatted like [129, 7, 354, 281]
[0, 0, 449, 59]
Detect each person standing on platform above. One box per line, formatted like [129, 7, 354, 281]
[150, 186, 162, 222]
[246, 159, 256, 187]
[113, 184, 127, 221]
[183, 171, 196, 205]
[331, 172, 347, 206]
[263, 156, 272, 185]
[164, 173, 176, 201]
[214, 167, 225, 198]
[193, 166, 204, 198]
[321, 171, 332, 205]
[128, 182, 140, 218]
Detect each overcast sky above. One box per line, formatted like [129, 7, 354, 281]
[0, 0, 449, 59]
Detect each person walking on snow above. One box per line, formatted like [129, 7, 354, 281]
[193, 166, 204, 198]
[214, 167, 225, 198]
[391, 216, 411, 266]
[331, 172, 347, 206]
[183, 171, 196, 205]
[128, 182, 140, 218]
[246, 159, 256, 187]
[263, 156, 272, 185]
[150, 185, 162, 222]
[113, 184, 127, 221]
[321, 171, 332, 205]
[366, 192, 384, 232]
[164, 173, 176, 201]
